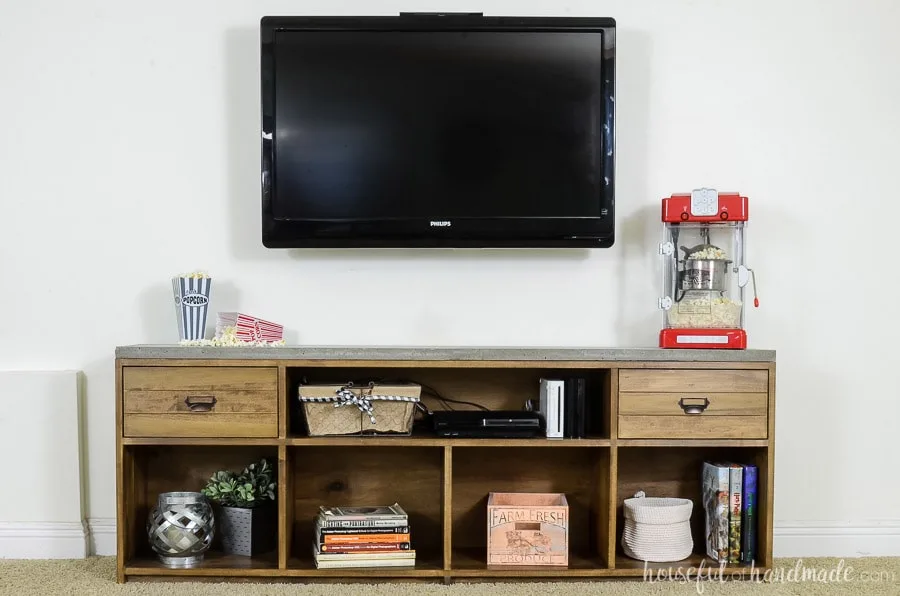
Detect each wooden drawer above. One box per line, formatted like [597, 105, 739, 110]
[619, 369, 768, 394]
[617, 369, 768, 440]
[122, 367, 278, 438]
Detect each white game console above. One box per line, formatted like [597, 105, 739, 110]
[539, 378, 565, 438]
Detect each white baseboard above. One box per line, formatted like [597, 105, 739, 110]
[774, 521, 900, 557]
[87, 517, 117, 556]
[0, 521, 88, 559]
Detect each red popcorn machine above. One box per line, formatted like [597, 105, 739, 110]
[659, 189, 760, 349]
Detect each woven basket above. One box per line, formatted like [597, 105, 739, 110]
[298, 382, 421, 436]
[621, 491, 694, 562]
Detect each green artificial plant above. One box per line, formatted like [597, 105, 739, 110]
[201, 458, 276, 508]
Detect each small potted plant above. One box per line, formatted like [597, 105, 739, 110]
[201, 458, 277, 556]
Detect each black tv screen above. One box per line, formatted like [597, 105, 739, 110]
[261, 15, 616, 248]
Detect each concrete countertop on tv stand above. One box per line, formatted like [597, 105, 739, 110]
[115, 345, 775, 362]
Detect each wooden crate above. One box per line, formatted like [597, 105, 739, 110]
[486, 492, 569, 566]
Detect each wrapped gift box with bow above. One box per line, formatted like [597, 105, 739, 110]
[298, 382, 421, 436]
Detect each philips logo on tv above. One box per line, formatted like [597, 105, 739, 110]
[430, 221, 452, 227]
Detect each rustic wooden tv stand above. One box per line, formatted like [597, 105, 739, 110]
[115, 345, 775, 583]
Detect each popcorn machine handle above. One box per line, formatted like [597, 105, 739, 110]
[749, 268, 760, 307]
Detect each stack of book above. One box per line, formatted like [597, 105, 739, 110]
[313, 503, 414, 569]
[702, 462, 758, 565]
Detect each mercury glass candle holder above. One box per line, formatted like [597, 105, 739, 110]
[146, 491, 215, 567]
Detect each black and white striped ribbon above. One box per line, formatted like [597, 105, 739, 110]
[299, 388, 419, 425]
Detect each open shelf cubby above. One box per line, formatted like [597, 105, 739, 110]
[121, 445, 280, 575]
[615, 446, 770, 576]
[450, 446, 610, 576]
[286, 445, 445, 573]
[286, 366, 612, 442]
[116, 348, 775, 583]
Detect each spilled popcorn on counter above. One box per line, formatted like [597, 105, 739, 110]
[688, 247, 727, 260]
[178, 325, 286, 347]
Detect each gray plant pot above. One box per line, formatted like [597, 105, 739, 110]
[215, 503, 277, 557]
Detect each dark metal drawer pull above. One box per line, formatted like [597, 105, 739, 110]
[678, 397, 710, 415]
[184, 395, 217, 412]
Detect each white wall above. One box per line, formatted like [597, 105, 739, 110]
[1, 0, 898, 557]
[0, 372, 86, 558]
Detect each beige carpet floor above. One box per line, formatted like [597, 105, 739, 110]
[0, 557, 897, 595]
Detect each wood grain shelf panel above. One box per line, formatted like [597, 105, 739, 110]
[451, 547, 609, 577]
[122, 366, 278, 391]
[125, 551, 278, 576]
[618, 415, 767, 440]
[122, 437, 282, 446]
[618, 369, 768, 393]
[285, 555, 444, 577]
[124, 413, 279, 438]
[617, 439, 769, 448]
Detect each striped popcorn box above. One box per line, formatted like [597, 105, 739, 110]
[218, 312, 284, 342]
[235, 314, 283, 342]
[172, 274, 212, 341]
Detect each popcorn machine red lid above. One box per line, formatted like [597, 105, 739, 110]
[662, 189, 749, 223]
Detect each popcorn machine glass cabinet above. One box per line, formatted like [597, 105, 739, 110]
[660, 222, 756, 333]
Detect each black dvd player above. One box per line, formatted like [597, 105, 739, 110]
[432, 410, 543, 438]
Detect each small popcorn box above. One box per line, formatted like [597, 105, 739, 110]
[217, 312, 284, 342]
[172, 274, 212, 341]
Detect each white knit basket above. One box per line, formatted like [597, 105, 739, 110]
[621, 491, 694, 562]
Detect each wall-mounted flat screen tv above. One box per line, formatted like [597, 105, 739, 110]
[261, 14, 616, 248]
